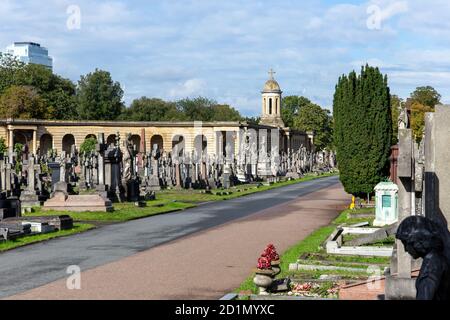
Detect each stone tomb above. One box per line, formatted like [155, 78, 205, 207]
[3, 215, 73, 231]
[374, 181, 399, 227]
[0, 197, 21, 220]
[43, 188, 113, 213]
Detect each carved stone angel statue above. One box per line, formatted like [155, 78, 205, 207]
[398, 105, 409, 130]
[122, 134, 134, 182]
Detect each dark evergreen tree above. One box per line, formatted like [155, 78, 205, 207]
[333, 65, 392, 198]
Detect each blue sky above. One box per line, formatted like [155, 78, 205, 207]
[1, 0, 450, 116]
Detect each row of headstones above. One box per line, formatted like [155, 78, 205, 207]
[77, 134, 335, 194]
[0, 132, 337, 209]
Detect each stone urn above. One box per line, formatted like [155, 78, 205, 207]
[253, 269, 275, 295]
[270, 260, 281, 278]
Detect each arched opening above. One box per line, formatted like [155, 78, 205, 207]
[269, 98, 273, 115]
[39, 134, 53, 156]
[276, 98, 279, 115]
[85, 134, 96, 141]
[130, 134, 141, 153]
[150, 135, 164, 151]
[62, 134, 75, 154]
[194, 135, 208, 155]
[107, 134, 117, 146]
[172, 135, 185, 157]
[13, 131, 31, 152]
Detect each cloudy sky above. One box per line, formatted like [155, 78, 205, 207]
[1, 0, 449, 116]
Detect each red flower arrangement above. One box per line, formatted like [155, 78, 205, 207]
[257, 244, 280, 270]
[257, 257, 272, 270]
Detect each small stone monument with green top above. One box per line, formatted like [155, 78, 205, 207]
[374, 181, 398, 227]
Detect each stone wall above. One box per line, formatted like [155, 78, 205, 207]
[0, 120, 313, 157]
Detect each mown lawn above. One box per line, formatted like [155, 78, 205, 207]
[157, 172, 338, 203]
[0, 223, 95, 252]
[26, 172, 338, 223]
[28, 201, 195, 222]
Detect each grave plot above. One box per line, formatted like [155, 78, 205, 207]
[234, 207, 392, 300]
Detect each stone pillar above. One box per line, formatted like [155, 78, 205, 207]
[424, 112, 439, 224]
[139, 128, 146, 167]
[397, 130, 412, 279]
[5, 161, 12, 194]
[390, 145, 399, 184]
[385, 129, 416, 300]
[175, 163, 181, 188]
[32, 130, 37, 155]
[428, 105, 450, 228]
[0, 157, 5, 191]
[28, 155, 35, 192]
[8, 129, 14, 156]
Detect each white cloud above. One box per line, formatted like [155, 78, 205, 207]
[168, 78, 206, 99]
[3, 0, 450, 115]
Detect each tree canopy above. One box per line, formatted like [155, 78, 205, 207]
[119, 96, 243, 122]
[119, 97, 179, 121]
[406, 86, 442, 142]
[76, 69, 125, 121]
[80, 137, 98, 154]
[0, 54, 78, 120]
[390, 95, 402, 145]
[410, 86, 441, 108]
[281, 96, 312, 128]
[293, 103, 333, 150]
[0, 85, 49, 119]
[410, 101, 433, 142]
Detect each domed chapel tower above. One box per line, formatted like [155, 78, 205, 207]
[260, 69, 285, 128]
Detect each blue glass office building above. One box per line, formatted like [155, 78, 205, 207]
[5, 42, 53, 71]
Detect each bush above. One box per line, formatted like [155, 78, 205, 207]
[80, 137, 97, 155]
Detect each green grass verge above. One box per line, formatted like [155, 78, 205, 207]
[0, 223, 95, 252]
[234, 207, 389, 295]
[157, 172, 338, 203]
[28, 201, 195, 222]
[333, 207, 375, 225]
[26, 172, 338, 223]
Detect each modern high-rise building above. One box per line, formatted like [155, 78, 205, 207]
[5, 42, 53, 71]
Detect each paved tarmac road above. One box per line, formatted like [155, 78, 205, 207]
[1, 175, 348, 299]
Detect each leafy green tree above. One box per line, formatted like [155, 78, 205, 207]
[333, 65, 392, 198]
[0, 137, 6, 154]
[293, 103, 332, 150]
[410, 101, 433, 142]
[406, 86, 443, 143]
[173, 97, 242, 121]
[210, 104, 242, 121]
[390, 95, 403, 145]
[0, 85, 49, 119]
[80, 137, 98, 154]
[0, 53, 25, 94]
[120, 97, 180, 121]
[176, 97, 214, 121]
[44, 87, 78, 120]
[19, 65, 78, 120]
[411, 86, 441, 108]
[244, 116, 260, 125]
[0, 57, 78, 120]
[77, 69, 124, 120]
[281, 96, 311, 127]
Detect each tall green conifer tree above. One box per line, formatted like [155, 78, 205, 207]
[333, 65, 392, 197]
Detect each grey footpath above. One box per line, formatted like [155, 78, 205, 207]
[0, 175, 340, 298]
